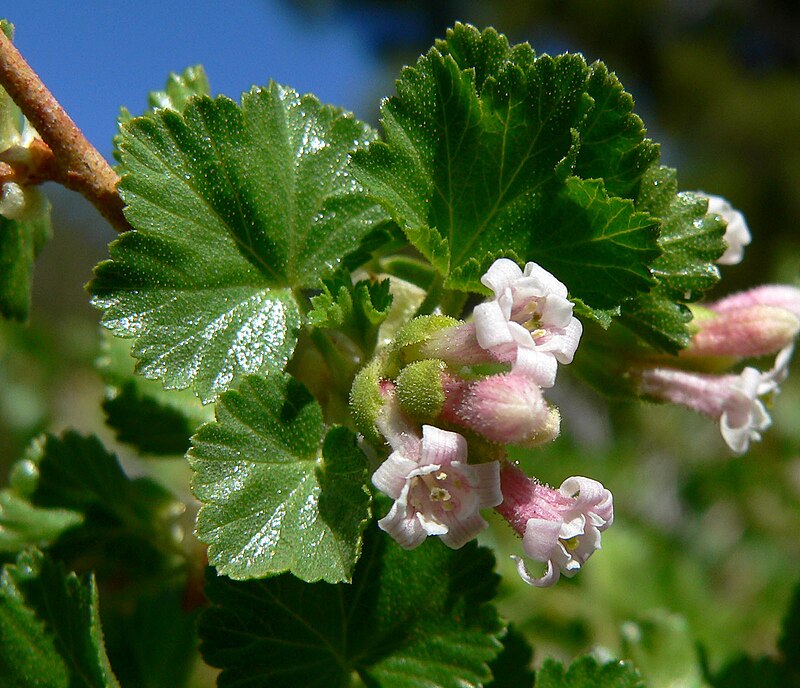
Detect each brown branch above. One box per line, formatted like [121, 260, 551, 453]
[0, 30, 130, 231]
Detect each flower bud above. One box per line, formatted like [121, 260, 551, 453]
[684, 305, 799, 359]
[440, 372, 560, 446]
[709, 285, 800, 320]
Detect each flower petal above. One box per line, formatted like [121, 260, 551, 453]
[419, 425, 467, 467]
[372, 454, 419, 499]
[474, 301, 515, 349]
[481, 258, 523, 296]
[512, 554, 560, 587]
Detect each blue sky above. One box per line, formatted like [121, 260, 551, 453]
[9, 1, 385, 159]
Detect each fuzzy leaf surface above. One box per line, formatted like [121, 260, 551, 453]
[308, 270, 393, 354]
[487, 625, 535, 688]
[0, 549, 120, 688]
[352, 23, 660, 309]
[199, 525, 504, 688]
[622, 165, 726, 352]
[91, 83, 386, 401]
[190, 374, 370, 583]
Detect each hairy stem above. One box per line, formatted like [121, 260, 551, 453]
[0, 30, 129, 231]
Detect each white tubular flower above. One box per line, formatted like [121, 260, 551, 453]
[372, 424, 503, 550]
[704, 194, 751, 265]
[495, 462, 613, 587]
[473, 259, 582, 388]
[638, 344, 794, 455]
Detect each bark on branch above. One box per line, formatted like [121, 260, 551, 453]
[0, 30, 129, 231]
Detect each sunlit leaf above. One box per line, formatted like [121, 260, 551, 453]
[91, 83, 386, 401]
[189, 373, 370, 583]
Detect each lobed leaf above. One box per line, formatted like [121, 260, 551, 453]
[621, 164, 727, 352]
[308, 269, 393, 355]
[189, 373, 371, 583]
[91, 82, 387, 401]
[487, 625, 535, 688]
[352, 23, 661, 310]
[199, 524, 504, 688]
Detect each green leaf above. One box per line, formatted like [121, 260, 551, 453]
[101, 585, 198, 688]
[308, 269, 393, 355]
[536, 656, 644, 688]
[572, 62, 659, 199]
[116, 65, 212, 159]
[619, 611, 706, 688]
[198, 524, 504, 688]
[90, 82, 387, 402]
[0, 549, 120, 688]
[487, 625, 535, 688]
[0, 190, 52, 321]
[527, 177, 658, 310]
[636, 166, 725, 300]
[98, 333, 213, 456]
[189, 373, 371, 583]
[618, 291, 693, 353]
[352, 23, 660, 308]
[621, 165, 726, 352]
[19, 433, 183, 578]
[148, 65, 211, 112]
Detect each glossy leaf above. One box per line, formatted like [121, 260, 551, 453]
[190, 374, 371, 583]
[573, 62, 660, 199]
[91, 82, 386, 401]
[199, 524, 504, 688]
[0, 549, 120, 688]
[352, 23, 660, 309]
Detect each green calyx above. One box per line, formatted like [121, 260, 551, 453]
[349, 358, 386, 446]
[395, 359, 447, 422]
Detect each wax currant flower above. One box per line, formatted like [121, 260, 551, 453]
[495, 461, 613, 587]
[372, 422, 503, 550]
[472, 258, 583, 387]
[703, 193, 751, 265]
[638, 345, 793, 454]
[683, 304, 799, 359]
[708, 284, 800, 320]
[439, 371, 561, 446]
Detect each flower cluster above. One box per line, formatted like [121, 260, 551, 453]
[634, 196, 799, 454]
[357, 258, 614, 586]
